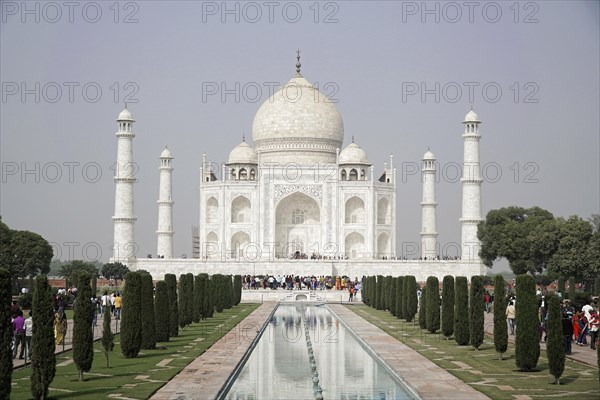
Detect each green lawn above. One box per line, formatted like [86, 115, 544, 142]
[11, 304, 259, 400]
[348, 304, 599, 400]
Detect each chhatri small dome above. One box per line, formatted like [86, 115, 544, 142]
[228, 141, 258, 164]
[252, 52, 344, 163]
[160, 147, 173, 158]
[339, 142, 370, 165]
[464, 108, 480, 123]
[117, 107, 134, 121]
[423, 149, 435, 160]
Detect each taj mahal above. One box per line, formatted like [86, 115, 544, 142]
[111, 52, 488, 281]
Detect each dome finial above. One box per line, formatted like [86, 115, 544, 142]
[296, 48, 301, 76]
[352, 135, 355, 143]
[242, 133, 246, 142]
[125, 102, 128, 109]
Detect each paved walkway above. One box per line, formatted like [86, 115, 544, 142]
[13, 314, 120, 369]
[151, 302, 277, 400]
[328, 304, 490, 400]
[483, 312, 598, 367]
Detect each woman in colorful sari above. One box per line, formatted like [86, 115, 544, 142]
[54, 308, 67, 345]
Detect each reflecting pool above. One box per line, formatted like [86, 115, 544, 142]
[225, 304, 416, 399]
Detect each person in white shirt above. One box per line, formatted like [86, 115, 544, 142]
[582, 302, 593, 320]
[24, 311, 33, 360]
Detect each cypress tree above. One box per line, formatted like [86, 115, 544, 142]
[546, 296, 565, 384]
[234, 275, 242, 306]
[418, 287, 427, 329]
[193, 274, 203, 323]
[186, 273, 195, 320]
[31, 275, 56, 400]
[154, 281, 170, 342]
[405, 276, 418, 322]
[426, 276, 440, 333]
[73, 273, 94, 381]
[389, 277, 397, 316]
[395, 276, 404, 319]
[164, 274, 179, 337]
[140, 273, 156, 350]
[515, 274, 540, 371]
[179, 273, 194, 328]
[595, 277, 600, 297]
[470, 275, 485, 350]
[568, 276, 576, 301]
[376, 275, 384, 310]
[0, 269, 12, 399]
[205, 275, 214, 318]
[454, 276, 470, 345]
[493, 274, 508, 359]
[441, 275, 455, 340]
[121, 271, 142, 358]
[557, 277, 565, 298]
[385, 276, 393, 311]
[225, 275, 233, 309]
[101, 304, 114, 367]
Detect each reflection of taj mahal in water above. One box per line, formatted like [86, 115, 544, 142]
[112, 52, 487, 280]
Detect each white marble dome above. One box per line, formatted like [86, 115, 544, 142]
[423, 150, 435, 160]
[464, 109, 479, 122]
[228, 141, 257, 164]
[252, 75, 344, 163]
[339, 142, 370, 165]
[117, 108, 133, 121]
[160, 148, 173, 158]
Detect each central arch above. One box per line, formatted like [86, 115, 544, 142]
[275, 192, 321, 258]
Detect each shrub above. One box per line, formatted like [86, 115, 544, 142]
[73, 273, 94, 381]
[470, 275, 485, 350]
[441, 275, 455, 339]
[546, 296, 565, 384]
[164, 274, 179, 337]
[121, 271, 142, 358]
[515, 274, 540, 371]
[140, 273, 156, 349]
[493, 275, 508, 359]
[395, 276, 404, 319]
[426, 276, 440, 333]
[405, 276, 418, 322]
[154, 281, 170, 342]
[454, 276, 470, 345]
[31, 275, 56, 399]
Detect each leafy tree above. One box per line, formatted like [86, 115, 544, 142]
[426, 276, 440, 333]
[568, 276, 576, 301]
[389, 277, 397, 316]
[405, 276, 418, 322]
[121, 271, 142, 358]
[557, 277, 565, 297]
[395, 276, 404, 319]
[441, 275, 455, 340]
[470, 276, 485, 350]
[101, 304, 114, 367]
[418, 286, 427, 330]
[546, 296, 565, 384]
[164, 274, 179, 337]
[493, 274, 508, 359]
[454, 277, 470, 345]
[140, 273, 156, 349]
[376, 275, 384, 310]
[8, 229, 53, 286]
[515, 274, 540, 371]
[548, 216, 595, 280]
[31, 275, 56, 400]
[60, 260, 99, 288]
[233, 275, 242, 306]
[73, 273, 94, 381]
[0, 268, 12, 399]
[478, 206, 555, 274]
[154, 281, 170, 342]
[101, 262, 129, 287]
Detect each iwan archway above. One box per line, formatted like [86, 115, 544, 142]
[275, 192, 321, 258]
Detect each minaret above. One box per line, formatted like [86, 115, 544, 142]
[421, 149, 438, 259]
[460, 108, 483, 262]
[157, 147, 174, 258]
[112, 106, 137, 262]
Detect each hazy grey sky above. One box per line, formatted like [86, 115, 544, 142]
[1, 1, 598, 273]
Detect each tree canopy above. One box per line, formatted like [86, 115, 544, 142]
[101, 262, 129, 285]
[60, 260, 99, 286]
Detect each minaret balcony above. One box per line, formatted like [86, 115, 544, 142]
[112, 216, 137, 222]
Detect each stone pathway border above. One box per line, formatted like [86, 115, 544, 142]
[329, 304, 490, 400]
[150, 302, 277, 400]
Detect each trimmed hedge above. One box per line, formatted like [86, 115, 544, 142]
[164, 274, 179, 337]
[493, 274, 508, 359]
[376, 275, 384, 310]
[470, 275, 485, 350]
[405, 276, 417, 322]
[389, 277, 397, 316]
[121, 271, 142, 358]
[418, 286, 427, 329]
[546, 296, 565, 384]
[31, 275, 56, 399]
[234, 275, 242, 306]
[395, 276, 404, 319]
[154, 281, 170, 342]
[454, 276, 470, 345]
[515, 274, 540, 371]
[441, 275, 455, 339]
[140, 273, 156, 349]
[73, 273, 94, 380]
[426, 276, 440, 333]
